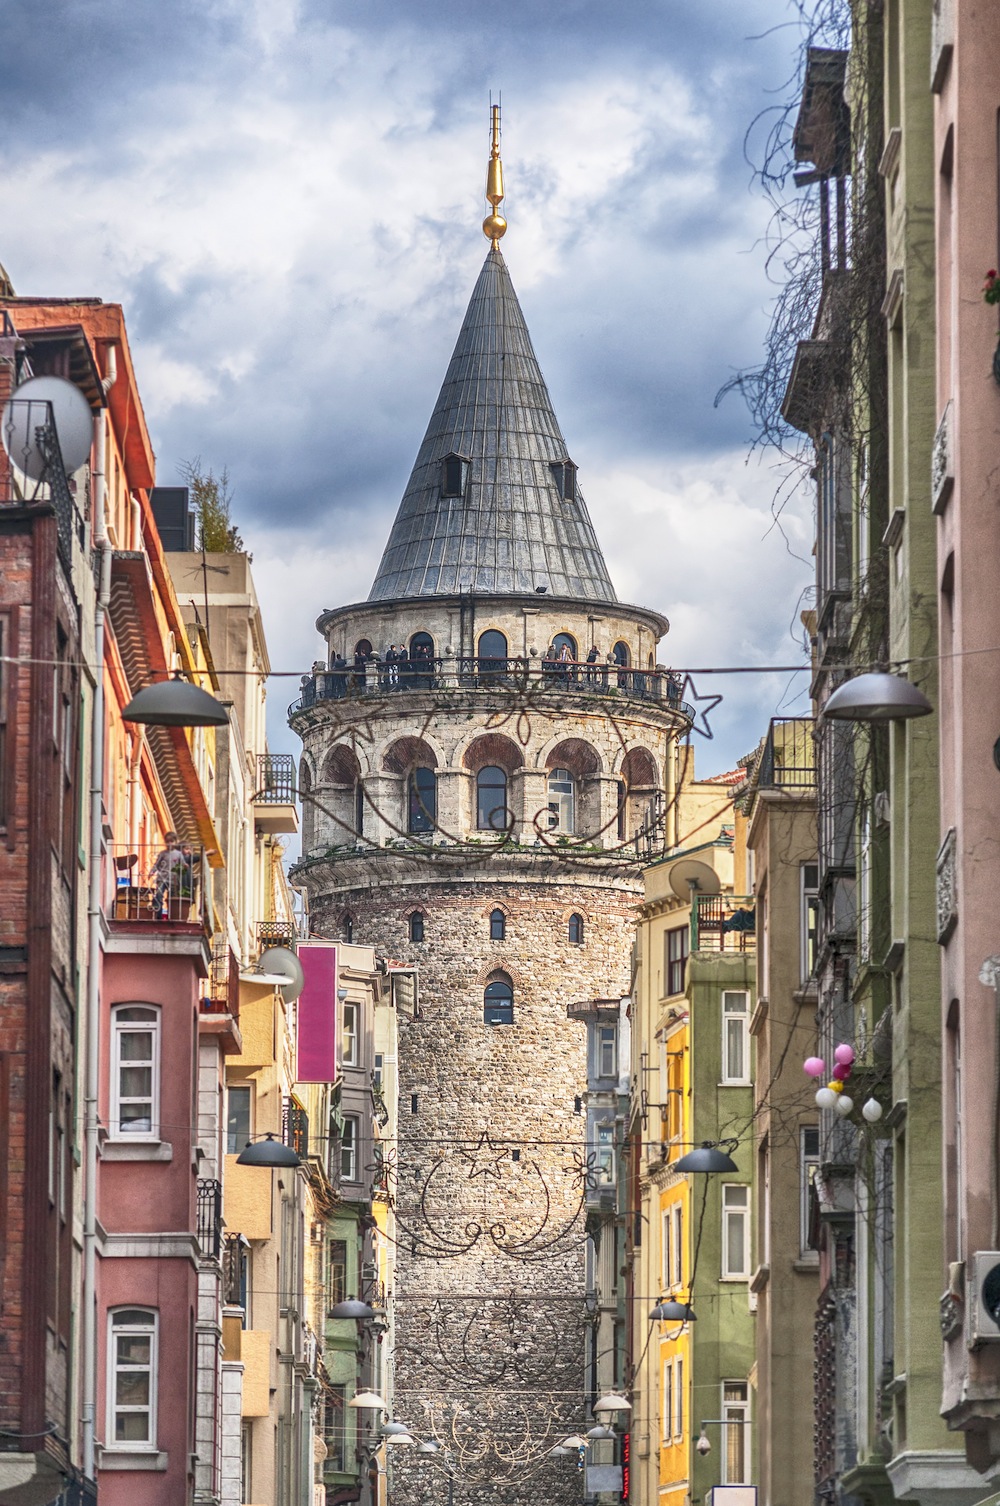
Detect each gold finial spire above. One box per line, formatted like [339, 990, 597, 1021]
[482, 103, 507, 247]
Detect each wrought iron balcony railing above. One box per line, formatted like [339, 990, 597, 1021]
[1, 395, 83, 564]
[757, 716, 815, 792]
[201, 936, 240, 1018]
[196, 1177, 223, 1260]
[105, 841, 207, 926]
[254, 752, 296, 803]
[693, 894, 757, 953]
[257, 919, 298, 952]
[289, 656, 694, 720]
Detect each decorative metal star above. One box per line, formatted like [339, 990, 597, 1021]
[459, 1132, 508, 1183]
[681, 674, 724, 740]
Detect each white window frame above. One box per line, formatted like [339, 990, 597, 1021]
[546, 768, 576, 834]
[720, 1381, 750, 1484]
[598, 1026, 617, 1080]
[110, 1005, 160, 1140]
[107, 1306, 158, 1449]
[721, 991, 750, 1084]
[341, 1115, 359, 1182]
[226, 1084, 253, 1156]
[341, 1000, 359, 1067]
[721, 1184, 750, 1279]
[662, 1357, 673, 1445]
[800, 862, 819, 982]
[671, 1203, 683, 1288]
[596, 1122, 615, 1185]
[673, 1356, 684, 1440]
[661, 1208, 672, 1290]
[800, 1125, 820, 1257]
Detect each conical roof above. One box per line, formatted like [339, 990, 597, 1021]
[368, 247, 618, 603]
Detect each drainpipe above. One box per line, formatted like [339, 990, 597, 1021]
[127, 731, 143, 855]
[81, 342, 117, 1480]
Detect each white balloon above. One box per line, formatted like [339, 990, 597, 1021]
[835, 1095, 854, 1116]
[862, 1098, 883, 1122]
[815, 1087, 837, 1110]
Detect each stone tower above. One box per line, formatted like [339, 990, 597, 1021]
[291, 119, 691, 1505]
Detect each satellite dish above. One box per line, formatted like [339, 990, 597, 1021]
[668, 858, 721, 901]
[257, 946, 305, 1003]
[2, 375, 93, 480]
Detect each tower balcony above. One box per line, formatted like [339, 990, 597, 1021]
[289, 655, 694, 723]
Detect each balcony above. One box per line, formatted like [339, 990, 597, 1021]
[693, 894, 756, 953]
[105, 841, 207, 928]
[757, 717, 815, 792]
[253, 753, 298, 835]
[0, 390, 85, 565]
[199, 938, 242, 1053]
[197, 1178, 223, 1260]
[288, 656, 694, 721]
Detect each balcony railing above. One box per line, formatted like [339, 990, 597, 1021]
[693, 894, 756, 953]
[105, 841, 207, 926]
[1, 394, 83, 564]
[197, 1178, 223, 1259]
[257, 919, 298, 952]
[223, 1232, 248, 1307]
[201, 937, 240, 1020]
[289, 656, 693, 719]
[255, 752, 296, 803]
[283, 1097, 309, 1158]
[757, 717, 815, 791]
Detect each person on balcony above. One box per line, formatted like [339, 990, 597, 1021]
[150, 832, 183, 916]
[385, 644, 399, 686]
[585, 644, 600, 684]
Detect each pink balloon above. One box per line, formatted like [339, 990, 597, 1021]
[834, 1043, 855, 1066]
[803, 1057, 826, 1078]
[832, 1062, 852, 1081]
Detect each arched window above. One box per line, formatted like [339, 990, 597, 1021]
[617, 780, 627, 841]
[354, 639, 373, 659]
[490, 908, 506, 941]
[343, 914, 354, 943]
[354, 781, 365, 840]
[408, 767, 437, 834]
[478, 629, 508, 667]
[477, 766, 508, 830]
[612, 641, 631, 666]
[568, 913, 585, 945]
[409, 911, 425, 943]
[547, 768, 575, 834]
[409, 631, 434, 659]
[299, 761, 313, 848]
[108, 1307, 158, 1446]
[408, 633, 435, 688]
[484, 975, 514, 1025]
[110, 1005, 160, 1138]
[553, 632, 577, 660]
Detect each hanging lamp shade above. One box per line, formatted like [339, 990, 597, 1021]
[650, 1298, 697, 1323]
[348, 1390, 386, 1409]
[593, 1393, 632, 1415]
[560, 1435, 589, 1449]
[122, 672, 229, 727]
[586, 1425, 617, 1441]
[384, 1433, 415, 1447]
[329, 1297, 377, 1320]
[823, 672, 932, 722]
[235, 1133, 300, 1168]
[672, 1142, 738, 1174]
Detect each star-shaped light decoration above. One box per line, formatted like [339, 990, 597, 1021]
[680, 674, 724, 740]
[459, 1132, 509, 1183]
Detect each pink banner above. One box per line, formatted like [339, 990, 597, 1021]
[296, 942, 338, 1083]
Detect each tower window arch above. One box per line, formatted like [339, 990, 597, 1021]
[343, 914, 354, 944]
[409, 631, 434, 660]
[553, 632, 577, 661]
[612, 641, 630, 666]
[568, 913, 585, 945]
[441, 453, 469, 498]
[489, 908, 506, 941]
[409, 911, 425, 943]
[478, 629, 508, 666]
[484, 974, 514, 1026]
[354, 639, 373, 659]
[477, 766, 508, 830]
[547, 768, 576, 834]
[408, 767, 437, 834]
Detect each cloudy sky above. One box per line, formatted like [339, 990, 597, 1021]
[3, 0, 816, 775]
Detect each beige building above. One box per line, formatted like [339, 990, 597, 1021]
[738, 717, 818, 1506]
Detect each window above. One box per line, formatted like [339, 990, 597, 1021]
[722, 1185, 750, 1278]
[484, 975, 514, 1025]
[373, 1053, 384, 1091]
[568, 913, 585, 945]
[241, 1423, 253, 1504]
[354, 781, 364, 839]
[324, 1383, 347, 1471]
[343, 913, 354, 943]
[665, 927, 688, 997]
[722, 992, 750, 1083]
[489, 908, 506, 941]
[108, 1308, 157, 1446]
[550, 459, 578, 501]
[477, 766, 508, 830]
[800, 1126, 820, 1256]
[662, 1359, 673, 1444]
[859, 806, 872, 962]
[407, 767, 436, 834]
[596, 1122, 615, 1184]
[340, 1116, 359, 1182]
[661, 1208, 672, 1290]
[547, 768, 575, 833]
[674, 1357, 684, 1440]
[226, 1085, 253, 1155]
[440, 453, 468, 498]
[671, 1203, 683, 1287]
[616, 780, 626, 841]
[354, 639, 372, 660]
[341, 1001, 359, 1066]
[328, 1239, 348, 1310]
[801, 863, 819, 980]
[598, 1025, 617, 1080]
[612, 640, 630, 667]
[477, 629, 508, 665]
[110, 1006, 159, 1138]
[721, 1382, 750, 1484]
[409, 911, 425, 943]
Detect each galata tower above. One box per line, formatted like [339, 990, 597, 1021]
[291, 111, 692, 1505]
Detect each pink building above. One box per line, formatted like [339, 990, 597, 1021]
[933, 0, 1000, 1477]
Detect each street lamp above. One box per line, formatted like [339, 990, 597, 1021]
[121, 671, 229, 727]
[329, 1296, 378, 1320]
[649, 1297, 697, 1323]
[594, 1392, 632, 1415]
[671, 1139, 739, 1174]
[822, 670, 932, 721]
[235, 1133, 300, 1168]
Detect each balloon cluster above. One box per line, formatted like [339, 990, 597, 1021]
[803, 1046, 882, 1122]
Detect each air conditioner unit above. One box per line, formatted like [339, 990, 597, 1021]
[968, 1251, 1000, 1343]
